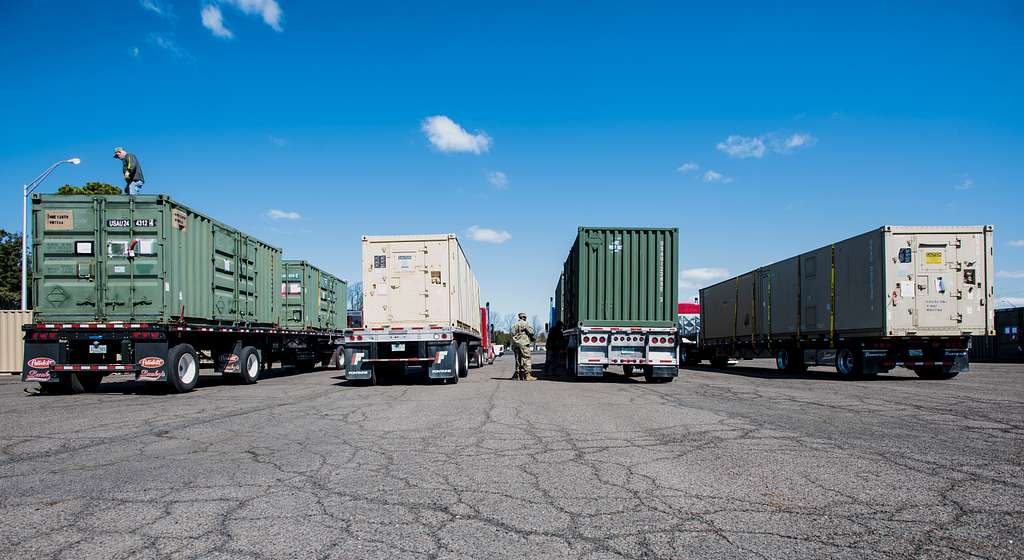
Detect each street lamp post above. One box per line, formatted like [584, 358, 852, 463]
[21, 158, 80, 311]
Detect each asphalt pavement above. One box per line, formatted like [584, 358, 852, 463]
[1, 356, 1022, 559]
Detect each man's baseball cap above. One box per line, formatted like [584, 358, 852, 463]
[113, 147, 125, 157]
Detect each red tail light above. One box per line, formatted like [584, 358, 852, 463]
[599, 336, 606, 343]
[583, 336, 590, 343]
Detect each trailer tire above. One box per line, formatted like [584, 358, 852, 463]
[235, 346, 261, 384]
[457, 342, 469, 377]
[623, 364, 635, 376]
[709, 356, 730, 368]
[167, 344, 200, 393]
[835, 347, 865, 379]
[913, 366, 960, 380]
[565, 349, 578, 378]
[776, 348, 807, 373]
[680, 346, 700, 367]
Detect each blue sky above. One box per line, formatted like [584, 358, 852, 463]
[1, 1, 1022, 321]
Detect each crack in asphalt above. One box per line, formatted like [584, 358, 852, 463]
[0, 358, 1021, 559]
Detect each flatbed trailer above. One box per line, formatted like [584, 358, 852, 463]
[342, 325, 483, 385]
[22, 321, 343, 393]
[688, 225, 995, 379]
[548, 227, 681, 383]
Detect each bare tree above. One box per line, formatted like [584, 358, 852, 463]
[347, 282, 363, 311]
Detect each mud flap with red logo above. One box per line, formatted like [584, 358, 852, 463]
[22, 342, 61, 384]
[343, 347, 371, 380]
[427, 344, 456, 380]
[218, 341, 244, 374]
[135, 341, 170, 382]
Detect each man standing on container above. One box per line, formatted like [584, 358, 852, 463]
[511, 312, 536, 381]
[113, 147, 145, 195]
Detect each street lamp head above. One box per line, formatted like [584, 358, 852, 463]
[67, 158, 81, 165]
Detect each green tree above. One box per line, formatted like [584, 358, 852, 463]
[57, 181, 122, 195]
[0, 230, 24, 309]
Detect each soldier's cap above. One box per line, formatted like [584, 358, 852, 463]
[518, 312, 527, 319]
[113, 147, 125, 157]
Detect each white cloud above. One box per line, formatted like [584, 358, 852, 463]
[717, 132, 817, 158]
[680, 267, 730, 289]
[140, 0, 173, 17]
[467, 226, 511, 244]
[267, 209, 301, 220]
[776, 132, 817, 152]
[997, 271, 1024, 279]
[997, 296, 1024, 308]
[955, 177, 974, 191]
[131, 46, 140, 58]
[147, 33, 190, 60]
[268, 135, 287, 147]
[716, 135, 766, 159]
[421, 116, 492, 154]
[1009, 240, 1024, 247]
[677, 162, 699, 173]
[223, 0, 283, 31]
[703, 170, 732, 184]
[487, 171, 508, 188]
[202, 5, 233, 38]
[202, 0, 283, 38]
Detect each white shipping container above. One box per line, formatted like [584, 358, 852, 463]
[1, 310, 33, 374]
[362, 234, 481, 335]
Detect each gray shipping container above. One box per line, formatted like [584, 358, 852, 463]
[697, 226, 994, 378]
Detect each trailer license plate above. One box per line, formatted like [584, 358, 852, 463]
[89, 345, 107, 354]
[391, 344, 405, 352]
[620, 349, 636, 354]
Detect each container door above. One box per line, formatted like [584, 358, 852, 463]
[212, 225, 237, 321]
[953, 232, 989, 333]
[100, 198, 164, 321]
[386, 242, 438, 325]
[913, 235, 957, 330]
[33, 198, 104, 321]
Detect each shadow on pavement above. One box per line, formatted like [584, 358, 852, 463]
[681, 363, 918, 381]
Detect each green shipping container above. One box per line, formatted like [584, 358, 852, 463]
[280, 260, 347, 331]
[31, 194, 282, 325]
[556, 227, 678, 328]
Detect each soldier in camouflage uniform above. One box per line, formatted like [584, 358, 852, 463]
[511, 312, 536, 381]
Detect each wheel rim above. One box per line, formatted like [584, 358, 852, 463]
[246, 354, 259, 378]
[836, 349, 854, 375]
[178, 353, 197, 384]
[777, 350, 788, 370]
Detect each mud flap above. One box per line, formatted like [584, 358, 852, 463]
[344, 347, 372, 380]
[649, 366, 678, 379]
[427, 345, 456, 380]
[135, 341, 170, 382]
[22, 341, 61, 384]
[948, 351, 970, 373]
[218, 341, 244, 375]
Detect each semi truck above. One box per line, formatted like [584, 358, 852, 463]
[343, 234, 485, 385]
[686, 225, 995, 379]
[21, 194, 346, 394]
[547, 227, 680, 383]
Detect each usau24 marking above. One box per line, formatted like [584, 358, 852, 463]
[107, 218, 157, 228]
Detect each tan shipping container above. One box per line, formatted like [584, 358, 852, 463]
[362, 234, 481, 335]
[701, 226, 995, 342]
[1, 310, 33, 374]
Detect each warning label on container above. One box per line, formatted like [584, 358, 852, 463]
[45, 210, 73, 231]
[172, 208, 188, 230]
[925, 251, 944, 265]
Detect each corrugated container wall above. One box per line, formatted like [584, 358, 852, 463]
[560, 227, 678, 328]
[362, 234, 481, 335]
[31, 194, 281, 325]
[280, 260, 347, 331]
[700, 226, 995, 342]
[0, 310, 33, 373]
